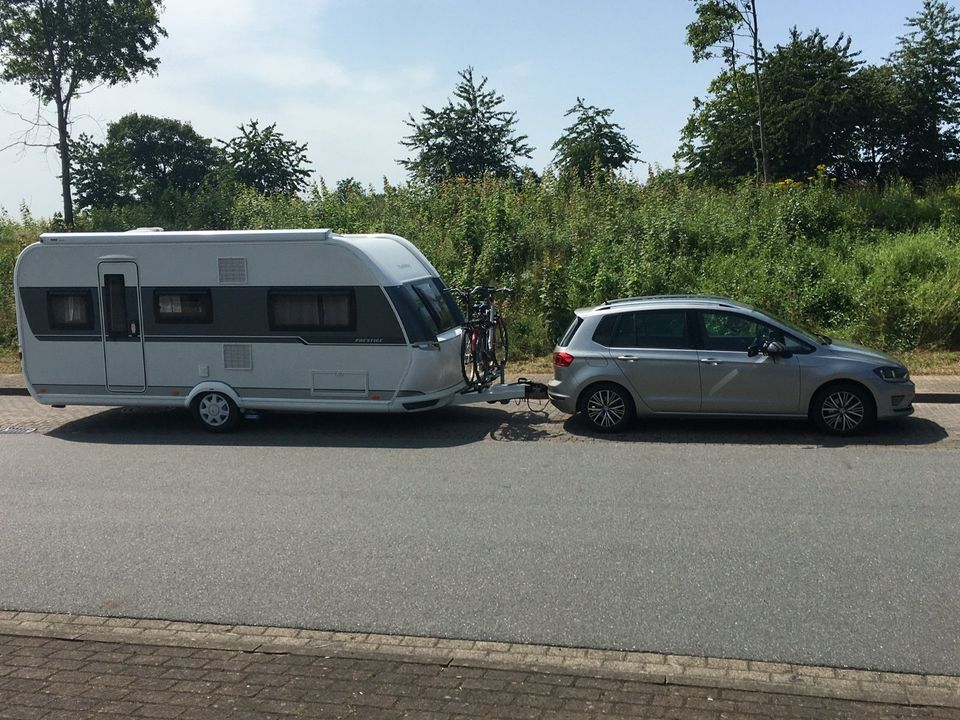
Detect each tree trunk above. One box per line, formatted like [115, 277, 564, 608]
[748, 1, 771, 183]
[54, 95, 74, 228]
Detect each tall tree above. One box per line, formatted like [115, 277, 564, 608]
[551, 98, 639, 183]
[679, 29, 867, 183]
[220, 120, 312, 196]
[847, 64, 905, 181]
[761, 29, 862, 179]
[0, 0, 166, 226]
[676, 69, 758, 184]
[889, 0, 960, 180]
[686, 0, 770, 182]
[400, 67, 533, 182]
[72, 113, 217, 210]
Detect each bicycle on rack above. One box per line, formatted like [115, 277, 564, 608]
[450, 285, 511, 391]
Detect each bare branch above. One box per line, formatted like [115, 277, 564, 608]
[1, 139, 58, 152]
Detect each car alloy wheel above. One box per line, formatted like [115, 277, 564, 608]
[812, 383, 874, 436]
[820, 390, 865, 432]
[581, 383, 634, 433]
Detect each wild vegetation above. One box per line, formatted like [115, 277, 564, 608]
[3, 173, 959, 359]
[1, 0, 959, 366]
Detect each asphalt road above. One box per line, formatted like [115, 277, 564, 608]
[1, 403, 959, 676]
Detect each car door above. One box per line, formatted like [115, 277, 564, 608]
[606, 309, 701, 412]
[695, 310, 801, 414]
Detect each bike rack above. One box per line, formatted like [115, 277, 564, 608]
[452, 378, 549, 406]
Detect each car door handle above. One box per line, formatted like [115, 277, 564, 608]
[617, 355, 641, 362]
[700, 358, 722, 365]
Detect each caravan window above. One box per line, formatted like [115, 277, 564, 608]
[102, 275, 129, 338]
[268, 291, 355, 331]
[154, 290, 212, 323]
[410, 280, 457, 334]
[48, 291, 93, 330]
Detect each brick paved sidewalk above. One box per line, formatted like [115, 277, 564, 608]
[1, 632, 956, 720]
[1, 613, 959, 719]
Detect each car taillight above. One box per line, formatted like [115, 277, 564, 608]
[553, 352, 574, 367]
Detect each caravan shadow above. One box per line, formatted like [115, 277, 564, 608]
[46, 404, 557, 449]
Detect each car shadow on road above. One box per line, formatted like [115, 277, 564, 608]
[45, 404, 558, 449]
[562, 414, 951, 447]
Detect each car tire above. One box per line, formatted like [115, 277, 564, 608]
[579, 382, 635, 433]
[192, 391, 241, 433]
[811, 383, 875, 436]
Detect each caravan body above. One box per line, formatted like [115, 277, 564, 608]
[14, 229, 467, 426]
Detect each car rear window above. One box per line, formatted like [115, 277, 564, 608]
[593, 310, 692, 349]
[559, 316, 583, 346]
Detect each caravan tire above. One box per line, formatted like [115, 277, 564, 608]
[192, 391, 241, 433]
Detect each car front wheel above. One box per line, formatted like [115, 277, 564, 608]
[580, 383, 635, 433]
[811, 383, 875, 436]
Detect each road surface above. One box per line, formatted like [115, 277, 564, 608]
[1, 399, 958, 675]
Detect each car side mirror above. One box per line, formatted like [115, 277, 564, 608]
[762, 340, 792, 358]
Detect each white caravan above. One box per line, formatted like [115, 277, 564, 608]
[14, 228, 535, 431]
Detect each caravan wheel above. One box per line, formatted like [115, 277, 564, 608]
[192, 391, 241, 432]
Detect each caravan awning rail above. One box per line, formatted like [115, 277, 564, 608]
[40, 229, 334, 244]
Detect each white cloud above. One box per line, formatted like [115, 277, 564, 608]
[0, 0, 436, 216]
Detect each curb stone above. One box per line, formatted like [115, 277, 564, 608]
[0, 611, 956, 710]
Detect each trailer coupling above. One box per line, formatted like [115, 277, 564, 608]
[453, 378, 549, 406]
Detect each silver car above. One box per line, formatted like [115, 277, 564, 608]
[548, 295, 915, 435]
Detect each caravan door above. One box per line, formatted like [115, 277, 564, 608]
[98, 261, 146, 392]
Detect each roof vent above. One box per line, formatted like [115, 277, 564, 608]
[218, 257, 247, 284]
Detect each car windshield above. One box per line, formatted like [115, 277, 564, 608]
[757, 310, 826, 345]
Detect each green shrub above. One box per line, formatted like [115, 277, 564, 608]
[3, 178, 959, 358]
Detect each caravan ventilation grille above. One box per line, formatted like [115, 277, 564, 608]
[218, 257, 248, 284]
[223, 344, 252, 370]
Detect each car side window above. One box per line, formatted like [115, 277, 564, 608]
[700, 311, 783, 353]
[597, 310, 692, 349]
[782, 333, 815, 354]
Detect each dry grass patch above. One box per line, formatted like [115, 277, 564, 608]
[0, 351, 20, 375]
[899, 350, 960, 375]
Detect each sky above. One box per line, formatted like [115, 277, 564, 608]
[0, 0, 938, 217]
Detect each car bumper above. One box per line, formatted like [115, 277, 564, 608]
[547, 379, 577, 414]
[874, 379, 915, 421]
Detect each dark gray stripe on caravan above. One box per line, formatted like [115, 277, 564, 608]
[30, 335, 408, 346]
[19, 285, 408, 345]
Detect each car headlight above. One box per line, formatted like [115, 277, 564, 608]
[874, 366, 910, 383]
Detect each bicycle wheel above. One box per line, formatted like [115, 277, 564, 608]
[488, 317, 508, 381]
[460, 325, 481, 389]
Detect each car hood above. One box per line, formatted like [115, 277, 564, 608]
[826, 339, 904, 367]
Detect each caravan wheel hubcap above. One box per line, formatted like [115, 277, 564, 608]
[198, 394, 231, 426]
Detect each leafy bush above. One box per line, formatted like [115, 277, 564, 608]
[3, 178, 959, 358]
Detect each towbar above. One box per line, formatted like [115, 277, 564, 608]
[452, 379, 549, 406]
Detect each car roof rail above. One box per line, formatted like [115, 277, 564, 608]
[601, 294, 742, 307]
